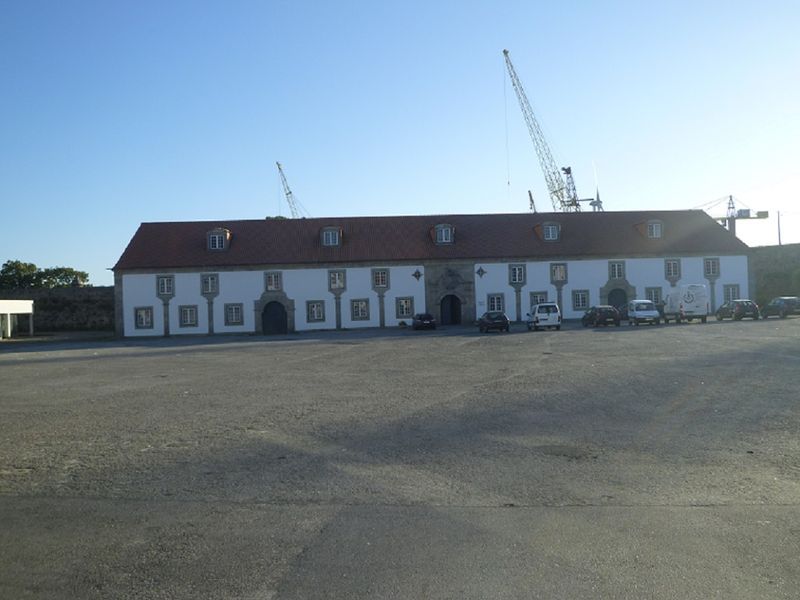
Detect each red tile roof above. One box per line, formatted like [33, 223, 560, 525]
[113, 210, 748, 271]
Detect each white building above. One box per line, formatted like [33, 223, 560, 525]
[113, 211, 750, 337]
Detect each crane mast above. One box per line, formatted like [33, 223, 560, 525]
[275, 161, 302, 219]
[503, 49, 580, 212]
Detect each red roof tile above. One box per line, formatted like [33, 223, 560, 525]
[113, 210, 748, 271]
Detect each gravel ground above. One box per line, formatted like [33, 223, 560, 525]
[1, 319, 799, 598]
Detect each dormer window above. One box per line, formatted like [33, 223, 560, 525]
[647, 221, 663, 239]
[543, 223, 560, 241]
[434, 224, 454, 244]
[207, 228, 231, 251]
[321, 227, 341, 247]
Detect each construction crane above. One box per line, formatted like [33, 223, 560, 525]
[275, 161, 309, 219]
[716, 195, 767, 238]
[503, 49, 601, 212]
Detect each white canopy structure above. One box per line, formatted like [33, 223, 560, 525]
[0, 300, 34, 339]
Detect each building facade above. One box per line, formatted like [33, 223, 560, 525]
[113, 211, 750, 337]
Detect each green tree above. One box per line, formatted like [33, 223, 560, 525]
[0, 260, 90, 288]
[39, 267, 90, 288]
[0, 260, 41, 288]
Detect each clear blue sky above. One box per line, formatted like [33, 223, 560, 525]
[2, 0, 798, 286]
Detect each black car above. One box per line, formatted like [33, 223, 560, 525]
[581, 305, 621, 327]
[477, 311, 510, 333]
[715, 299, 760, 321]
[760, 296, 799, 319]
[411, 313, 436, 330]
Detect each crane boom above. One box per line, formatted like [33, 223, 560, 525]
[503, 49, 580, 212]
[276, 161, 302, 219]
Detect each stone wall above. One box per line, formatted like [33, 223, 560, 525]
[0, 286, 114, 331]
[749, 244, 800, 305]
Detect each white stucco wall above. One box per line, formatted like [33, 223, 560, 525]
[474, 254, 750, 320]
[122, 265, 427, 336]
[171, 273, 209, 334]
[120, 255, 748, 335]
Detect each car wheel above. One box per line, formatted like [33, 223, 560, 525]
[479, 326, 485, 333]
[556, 325, 561, 331]
[505, 326, 510, 332]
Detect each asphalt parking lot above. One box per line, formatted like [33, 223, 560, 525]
[1, 318, 799, 599]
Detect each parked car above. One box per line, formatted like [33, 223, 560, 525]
[627, 299, 661, 326]
[760, 296, 799, 319]
[477, 311, 510, 333]
[715, 299, 760, 321]
[526, 302, 562, 331]
[581, 305, 621, 327]
[411, 313, 436, 330]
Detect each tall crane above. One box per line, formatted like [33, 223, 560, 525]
[503, 49, 587, 212]
[275, 161, 308, 219]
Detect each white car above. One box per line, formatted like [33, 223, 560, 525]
[627, 299, 661, 326]
[526, 302, 562, 331]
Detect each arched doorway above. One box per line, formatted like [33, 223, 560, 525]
[607, 288, 628, 311]
[262, 301, 288, 334]
[440, 295, 462, 325]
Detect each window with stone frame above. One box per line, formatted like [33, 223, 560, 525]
[179, 305, 198, 327]
[572, 289, 589, 311]
[704, 258, 720, 278]
[609, 261, 625, 280]
[201, 274, 218, 294]
[351, 299, 369, 320]
[306, 300, 325, 322]
[265, 271, 282, 292]
[488, 294, 504, 312]
[135, 307, 153, 329]
[723, 284, 740, 303]
[645, 287, 663, 304]
[329, 270, 345, 291]
[509, 264, 525, 285]
[372, 269, 388, 288]
[396, 297, 414, 319]
[224, 303, 244, 326]
[550, 263, 567, 283]
[530, 291, 548, 306]
[664, 259, 681, 280]
[157, 275, 174, 296]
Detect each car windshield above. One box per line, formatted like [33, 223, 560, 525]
[634, 302, 653, 310]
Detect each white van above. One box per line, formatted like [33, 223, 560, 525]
[663, 284, 709, 323]
[627, 299, 661, 325]
[526, 302, 562, 331]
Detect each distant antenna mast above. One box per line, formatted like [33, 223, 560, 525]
[275, 161, 301, 219]
[528, 190, 537, 213]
